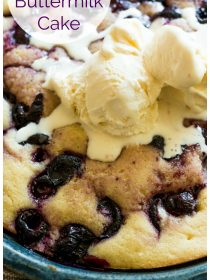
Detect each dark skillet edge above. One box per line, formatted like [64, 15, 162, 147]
[4, 234, 207, 280]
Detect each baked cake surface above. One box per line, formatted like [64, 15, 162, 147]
[3, 0, 207, 270]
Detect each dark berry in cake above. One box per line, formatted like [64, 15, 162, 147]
[31, 175, 56, 199]
[3, 90, 17, 104]
[15, 209, 48, 245]
[196, 0, 207, 24]
[12, 94, 43, 129]
[150, 135, 165, 152]
[152, 6, 181, 20]
[163, 191, 197, 216]
[111, 0, 138, 12]
[47, 154, 83, 187]
[55, 224, 96, 261]
[148, 198, 161, 232]
[21, 134, 49, 145]
[14, 25, 30, 45]
[12, 102, 29, 129]
[27, 93, 43, 124]
[31, 148, 49, 163]
[98, 197, 123, 239]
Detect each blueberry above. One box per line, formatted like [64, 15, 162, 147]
[98, 197, 123, 239]
[21, 134, 49, 145]
[163, 191, 197, 216]
[14, 25, 30, 45]
[150, 135, 165, 152]
[196, 0, 207, 24]
[47, 154, 83, 187]
[27, 94, 43, 124]
[31, 175, 56, 199]
[12, 103, 29, 129]
[15, 209, 48, 245]
[30, 154, 83, 200]
[148, 198, 161, 232]
[4, 90, 17, 104]
[152, 6, 181, 20]
[31, 148, 49, 163]
[55, 224, 96, 261]
[111, 0, 137, 12]
[12, 94, 43, 129]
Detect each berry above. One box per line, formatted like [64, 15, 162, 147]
[47, 154, 83, 187]
[152, 6, 181, 20]
[55, 224, 96, 261]
[150, 135, 165, 152]
[148, 198, 161, 232]
[12, 94, 43, 129]
[14, 25, 30, 45]
[98, 197, 123, 239]
[21, 134, 49, 145]
[31, 175, 56, 199]
[3, 90, 17, 104]
[196, 0, 207, 24]
[111, 0, 137, 13]
[15, 209, 48, 245]
[30, 154, 83, 200]
[163, 191, 197, 216]
[31, 148, 48, 163]
[12, 103, 29, 129]
[27, 94, 43, 124]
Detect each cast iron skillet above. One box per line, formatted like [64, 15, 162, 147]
[4, 234, 207, 280]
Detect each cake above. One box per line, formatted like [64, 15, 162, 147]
[3, 0, 207, 270]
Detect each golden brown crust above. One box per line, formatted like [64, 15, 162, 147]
[4, 46, 47, 67]
[47, 124, 88, 156]
[4, 66, 60, 116]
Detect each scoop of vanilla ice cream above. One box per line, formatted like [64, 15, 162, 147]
[183, 73, 207, 113]
[66, 19, 162, 136]
[143, 25, 206, 89]
[80, 53, 160, 136]
[102, 18, 153, 57]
